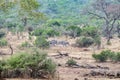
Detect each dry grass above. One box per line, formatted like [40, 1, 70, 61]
[0, 34, 120, 80]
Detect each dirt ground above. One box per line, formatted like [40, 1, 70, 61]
[0, 34, 120, 80]
[46, 36, 120, 80]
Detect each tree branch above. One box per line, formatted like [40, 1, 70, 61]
[87, 11, 106, 20]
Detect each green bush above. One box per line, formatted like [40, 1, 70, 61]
[32, 28, 59, 37]
[0, 38, 8, 47]
[0, 31, 5, 38]
[66, 58, 77, 67]
[118, 33, 120, 38]
[94, 35, 101, 47]
[66, 25, 82, 38]
[76, 36, 94, 47]
[41, 59, 56, 74]
[0, 60, 6, 71]
[0, 50, 56, 78]
[92, 50, 120, 62]
[32, 28, 44, 36]
[115, 52, 120, 62]
[82, 26, 99, 38]
[21, 41, 32, 48]
[45, 29, 59, 37]
[34, 37, 49, 49]
[92, 53, 108, 62]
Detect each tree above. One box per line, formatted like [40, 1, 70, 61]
[0, 0, 45, 40]
[86, 0, 120, 43]
[66, 25, 82, 38]
[0, 0, 44, 29]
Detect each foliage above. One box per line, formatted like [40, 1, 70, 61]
[0, 38, 8, 47]
[66, 25, 82, 38]
[118, 34, 120, 38]
[46, 19, 61, 27]
[39, 0, 90, 25]
[82, 26, 99, 38]
[115, 52, 120, 61]
[33, 28, 59, 37]
[34, 36, 49, 49]
[76, 36, 94, 47]
[45, 28, 59, 37]
[0, 60, 6, 71]
[0, 31, 5, 38]
[32, 28, 44, 36]
[92, 50, 120, 62]
[94, 35, 101, 48]
[86, 0, 120, 43]
[92, 50, 110, 62]
[0, 0, 44, 33]
[41, 59, 56, 74]
[0, 50, 56, 78]
[66, 58, 77, 67]
[21, 41, 32, 48]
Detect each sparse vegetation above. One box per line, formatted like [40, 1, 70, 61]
[92, 50, 120, 62]
[76, 36, 94, 47]
[82, 26, 99, 38]
[21, 41, 32, 48]
[66, 58, 77, 67]
[0, 0, 120, 80]
[66, 25, 82, 38]
[34, 36, 49, 49]
[0, 50, 56, 79]
[0, 31, 5, 38]
[32, 28, 59, 37]
[0, 38, 8, 47]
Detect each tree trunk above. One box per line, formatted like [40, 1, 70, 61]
[106, 31, 111, 44]
[9, 45, 13, 55]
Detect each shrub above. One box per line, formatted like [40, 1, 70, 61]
[66, 58, 77, 67]
[0, 31, 5, 38]
[92, 50, 111, 62]
[107, 41, 111, 45]
[45, 29, 59, 37]
[92, 50, 120, 62]
[34, 37, 49, 49]
[92, 53, 107, 62]
[32, 28, 44, 36]
[0, 38, 8, 47]
[115, 52, 120, 62]
[94, 35, 101, 48]
[21, 41, 32, 48]
[0, 60, 6, 71]
[76, 36, 94, 47]
[41, 59, 56, 74]
[66, 25, 82, 38]
[32, 28, 59, 37]
[0, 50, 56, 78]
[82, 26, 99, 38]
[118, 34, 120, 38]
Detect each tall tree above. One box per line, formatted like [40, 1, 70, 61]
[86, 0, 120, 43]
[0, 0, 44, 27]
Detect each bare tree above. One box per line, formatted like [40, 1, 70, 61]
[87, 0, 120, 43]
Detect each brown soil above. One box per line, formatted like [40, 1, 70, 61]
[0, 34, 120, 80]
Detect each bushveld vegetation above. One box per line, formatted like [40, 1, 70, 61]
[92, 50, 120, 62]
[0, 38, 8, 47]
[0, 50, 56, 79]
[0, 0, 120, 80]
[66, 58, 77, 67]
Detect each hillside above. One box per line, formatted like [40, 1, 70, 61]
[39, 0, 90, 25]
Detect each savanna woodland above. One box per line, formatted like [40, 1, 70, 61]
[0, 0, 120, 80]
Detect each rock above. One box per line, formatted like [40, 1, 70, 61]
[74, 78, 79, 80]
[84, 78, 88, 80]
[58, 63, 62, 66]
